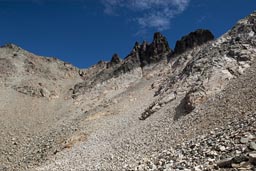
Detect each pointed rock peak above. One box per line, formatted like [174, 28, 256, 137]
[153, 32, 169, 47]
[153, 32, 164, 41]
[141, 41, 148, 51]
[150, 32, 171, 54]
[106, 53, 122, 69]
[132, 41, 141, 52]
[110, 53, 122, 64]
[174, 29, 214, 54]
[134, 41, 140, 47]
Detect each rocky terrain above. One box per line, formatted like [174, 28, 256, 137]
[0, 11, 256, 171]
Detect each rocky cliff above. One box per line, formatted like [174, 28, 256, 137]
[174, 29, 214, 54]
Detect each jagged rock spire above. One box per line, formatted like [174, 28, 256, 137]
[110, 53, 122, 64]
[151, 32, 171, 55]
[126, 32, 172, 68]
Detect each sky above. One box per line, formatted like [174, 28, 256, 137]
[0, 0, 255, 68]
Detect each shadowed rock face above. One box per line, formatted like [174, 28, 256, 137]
[110, 54, 122, 64]
[147, 32, 171, 63]
[112, 32, 172, 75]
[107, 54, 122, 68]
[137, 32, 172, 67]
[174, 29, 214, 54]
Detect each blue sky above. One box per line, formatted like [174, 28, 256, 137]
[0, 0, 255, 68]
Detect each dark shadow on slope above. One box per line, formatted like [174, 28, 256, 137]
[174, 97, 194, 121]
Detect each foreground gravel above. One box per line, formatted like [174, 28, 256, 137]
[130, 112, 256, 171]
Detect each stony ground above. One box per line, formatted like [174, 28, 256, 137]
[35, 52, 256, 171]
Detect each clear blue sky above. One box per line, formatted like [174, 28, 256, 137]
[0, 0, 255, 68]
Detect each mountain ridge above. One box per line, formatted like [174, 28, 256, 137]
[0, 11, 256, 171]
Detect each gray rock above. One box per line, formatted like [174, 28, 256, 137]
[240, 137, 249, 144]
[217, 158, 233, 168]
[249, 152, 256, 165]
[219, 145, 226, 152]
[40, 88, 51, 98]
[249, 142, 256, 150]
[232, 155, 249, 164]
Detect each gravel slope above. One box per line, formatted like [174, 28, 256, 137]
[1, 12, 256, 171]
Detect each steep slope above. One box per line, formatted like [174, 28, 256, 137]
[0, 11, 255, 171]
[0, 31, 174, 171]
[0, 44, 85, 171]
[32, 11, 256, 171]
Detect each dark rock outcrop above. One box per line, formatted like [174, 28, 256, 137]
[174, 29, 214, 54]
[107, 53, 122, 68]
[113, 32, 172, 75]
[110, 53, 121, 64]
[151, 32, 171, 56]
[72, 32, 172, 97]
[138, 32, 172, 67]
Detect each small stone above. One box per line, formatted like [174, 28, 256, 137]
[235, 150, 242, 155]
[207, 140, 214, 146]
[219, 145, 226, 152]
[249, 142, 256, 151]
[246, 133, 255, 140]
[152, 104, 161, 111]
[239, 162, 254, 170]
[210, 131, 215, 135]
[193, 165, 202, 171]
[231, 163, 240, 168]
[240, 137, 249, 144]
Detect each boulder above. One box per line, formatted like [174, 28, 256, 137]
[249, 152, 256, 165]
[217, 158, 233, 168]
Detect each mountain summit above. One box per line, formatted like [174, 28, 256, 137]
[0, 12, 256, 171]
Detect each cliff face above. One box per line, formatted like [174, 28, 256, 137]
[1, 12, 256, 171]
[174, 29, 214, 54]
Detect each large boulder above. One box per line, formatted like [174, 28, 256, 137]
[174, 29, 214, 54]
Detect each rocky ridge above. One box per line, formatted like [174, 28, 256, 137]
[174, 29, 214, 54]
[0, 11, 256, 171]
